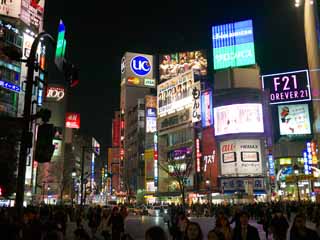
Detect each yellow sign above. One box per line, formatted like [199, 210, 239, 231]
[279, 158, 292, 165]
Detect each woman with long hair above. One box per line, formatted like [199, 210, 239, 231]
[184, 221, 203, 240]
[289, 213, 319, 240]
[214, 214, 232, 240]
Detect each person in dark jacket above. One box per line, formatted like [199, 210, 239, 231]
[233, 211, 260, 240]
[108, 206, 124, 240]
[290, 213, 320, 240]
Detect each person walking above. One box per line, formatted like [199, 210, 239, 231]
[289, 213, 320, 240]
[214, 214, 233, 240]
[108, 206, 124, 240]
[98, 208, 112, 240]
[232, 211, 260, 240]
[270, 209, 289, 240]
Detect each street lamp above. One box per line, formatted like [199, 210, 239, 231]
[293, 164, 301, 202]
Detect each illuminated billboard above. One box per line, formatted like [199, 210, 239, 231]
[201, 90, 213, 128]
[157, 69, 194, 116]
[214, 103, 264, 136]
[0, 0, 21, 19]
[112, 119, 120, 147]
[262, 70, 311, 104]
[192, 81, 201, 123]
[159, 50, 208, 83]
[167, 147, 192, 161]
[65, 112, 80, 129]
[46, 86, 65, 101]
[146, 108, 157, 133]
[278, 104, 311, 135]
[121, 52, 155, 88]
[212, 19, 256, 70]
[220, 139, 262, 176]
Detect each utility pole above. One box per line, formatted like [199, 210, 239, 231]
[15, 33, 55, 218]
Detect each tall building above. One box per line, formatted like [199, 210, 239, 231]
[119, 52, 156, 198]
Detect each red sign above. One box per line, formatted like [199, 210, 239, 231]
[202, 127, 219, 189]
[112, 119, 121, 147]
[65, 112, 80, 129]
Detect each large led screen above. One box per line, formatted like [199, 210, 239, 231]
[278, 104, 311, 135]
[157, 69, 194, 116]
[214, 103, 264, 136]
[220, 139, 262, 176]
[159, 50, 207, 83]
[262, 69, 311, 104]
[212, 19, 256, 70]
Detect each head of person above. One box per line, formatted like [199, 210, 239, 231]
[239, 211, 250, 227]
[112, 206, 119, 215]
[215, 214, 230, 229]
[208, 230, 220, 240]
[145, 226, 167, 240]
[293, 213, 306, 230]
[185, 221, 203, 240]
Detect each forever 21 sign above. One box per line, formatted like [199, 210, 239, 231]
[262, 69, 311, 105]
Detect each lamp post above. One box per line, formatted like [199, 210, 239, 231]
[294, 164, 301, 202]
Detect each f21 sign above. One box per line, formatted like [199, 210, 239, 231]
[262, 70, 311, 104]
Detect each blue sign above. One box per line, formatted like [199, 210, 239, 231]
[146, 108, 156, 117]
[0, 80, 20, 93]
[268, 155, 275, 176]
[130, 56, 151, 76]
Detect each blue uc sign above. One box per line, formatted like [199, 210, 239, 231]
[130, 56, 151, 76]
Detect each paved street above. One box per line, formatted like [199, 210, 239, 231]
[65, 214, 318, 240]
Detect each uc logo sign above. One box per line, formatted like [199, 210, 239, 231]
[130, 56, 151, 76]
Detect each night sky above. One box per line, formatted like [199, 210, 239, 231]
[43, 0, 307, 150]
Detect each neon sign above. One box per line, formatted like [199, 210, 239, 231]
[262, 70, 311, 104]
[0, 80, 20, 93]
[196, 138, 201, 172]
[130, 55, 151, 76]
[201, 90, 213, 127]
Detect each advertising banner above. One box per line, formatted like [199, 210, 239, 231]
[0, 0, 21, 18]
[278, 104, 311, 135]
[220, 139, 262, 176]
[201, 89, 213, 128]
[220, 177, 265, 192]
[214, 103, 264, 136]
[145, 149, 154, 179]
[146, 108, 157, 133]
[121, 52, 155, 88]
[145, 95, 157, 108]
[159, 50, 207, 83]
[262, 70, 311, 104]
[158, 108, 191, 131]
[65, 112, 80, 129]
[112, 119, 120, 147]
[212, 19, 256, 70]
[167, 147, 192, 161]
[46, 86, 65, 101]
[192, 81, 201, 123]
[157, 69, 194, 116]
[202, 127, 219, 189]
[20, 0, 45, 32]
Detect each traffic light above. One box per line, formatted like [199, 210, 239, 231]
[35, 123, 55, 163]
[63, 61, 79, 88]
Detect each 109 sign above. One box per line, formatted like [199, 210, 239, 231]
[262, 70, 311, 104]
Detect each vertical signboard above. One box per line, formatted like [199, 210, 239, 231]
[201, 90, 213, 128]
[192, 81, 201, 123]
[212, 19, 256, 70]
[65, 112, 80, 129]
[54, 20, 66, 72]
[112, 119, 121, 147]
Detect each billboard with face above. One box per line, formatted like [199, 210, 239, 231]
[121, 52, 155, 88]
[214, 103, 264, 136]
[159, 50, 208, 83]
[278, 104, 312, 135]
[157, 69, 194, 117]
[220, 139, 262, 176]
[212, 19, 256, 70]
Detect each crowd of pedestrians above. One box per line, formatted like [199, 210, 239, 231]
[0, 201, 320, 239]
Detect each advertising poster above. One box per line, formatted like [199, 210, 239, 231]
[262, 70, 311, 104]
[192, 81, 201, 123]
[159, 50, 207, 83]
[145, 95, 157, 108]
[212, 19, 256, 70]
[65, 112, 80, 129]
[202, 127, 219, 189]
[146, 108, 157, 133]
[145, 149, 154, 179]
[157, 69, 194, 116]
[0, 0, 21, 18]
[214, 103, 264, 136]
[278, 104, 311, 135]
[112, 119, 120, 147]
[121, 52, 155, 88]
[220, 139, 262, 176]
[20, 0, 45, 32]
[201, 89, 213, 128]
